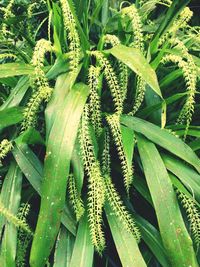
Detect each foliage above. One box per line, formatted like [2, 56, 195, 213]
[0, 0, 200, 266]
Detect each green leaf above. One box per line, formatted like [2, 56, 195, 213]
[137, 134, 198, 267]
[175, 128, 200, 138]
[189, 138, 200, 152]
[71, 140, 84, 194]
[12, 144, 43, 195]
[138, 92, 187, 119]
[134, 174, 153, 205]
[0, 63, 34, 78]
[12, 144, 76, 235]
[53, 226, 75, 267]
[0, 162, 22, 267]
[105, 202, 147, 267]
[45, 70, 80, 139]
[0, 107, 23, 130]
[162, 153, 200, 202]
[0, 76, 30, 110]
[0, 77, 18, 87]
[108, 45, 162, 97]
[160, 69, 182, 88]
[15, 128, 45, 146]
[121, 115, 200, 173]
[46, 56, 70, 80]
[135, 215, 171, 267]
[30, 83, 89, 267]
[69, 213, 94, 267]
[169, 173, 200, 208]
[121, 125, 135, 171]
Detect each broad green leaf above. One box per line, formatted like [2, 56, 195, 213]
[15, 128, 45, 146]
[69, 214, 94, 267]
[189, 138, 200, 151]
[12, 144, 76, 235]
[30, 83, 89, 267]
[162, 153, 200, 202]
[175, 129, 200, 138]
[0, 77, 17, 87]
[0, 76, 30, 110]
[46, 56, 70, 80]
[0, 63, 34, 78]
[121, 125, 135, 171]
[160, 69, 182, 88]
[145, 84, 162, 125]
[138, 92, 187, 119]
[135, 215, 171, 267]
[45, 69, 80, 139]
[121, 115, 200, 173]
[105, 202, 147, 267]
[169, 173, 200, 208]
[137, 134, 198, 267]
[133, 175, 153, 205]
[0, 107, 23, 130]
[12, 144, 43, 194]
[108, 45, 162, 97]
[0, 59, 62, 81]
[71, 140, 84, 194]
[53, 226, 75, 267]
[0, 162, 22, 267]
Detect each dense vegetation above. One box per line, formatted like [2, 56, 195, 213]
[0, 0, 200, 266]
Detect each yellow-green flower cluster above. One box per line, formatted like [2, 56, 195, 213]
[171, 7, 193, 33]
[186, 26, 200, 51]
[159, 7, 193, 46]
[119, 61, 128, 101]
[68, 174, 85, 221]
[22, 39, 53, 130]
[121, 4, 144, 52]
[27, 3, 38, 39]
[79, 105, 105, 253]
[31, 39, 52, 89]
[161, 51, 197, 137]
[0, 200, 32, 235]
[90, 51, 123, 115]
[129, 75, 146, 116]
[60, 0, 80, 71]
[0, 139, 13, 165]
[0, 53, 16, 61]
[121, 7, 146, 114]
[105, 175, 141, 241]
[16, 203, 32, 267]
[22, 86, 52, 130]
[88, 65, 102, 136]
[107, 114, 133, 193]
[177, 190, 200, 247]
[101, 130, 111, 176]
[1, 0, 15, 37]
[104, 34, 128, 101]
[87, 161, 106, 253]
[104, 34, 120, 47]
